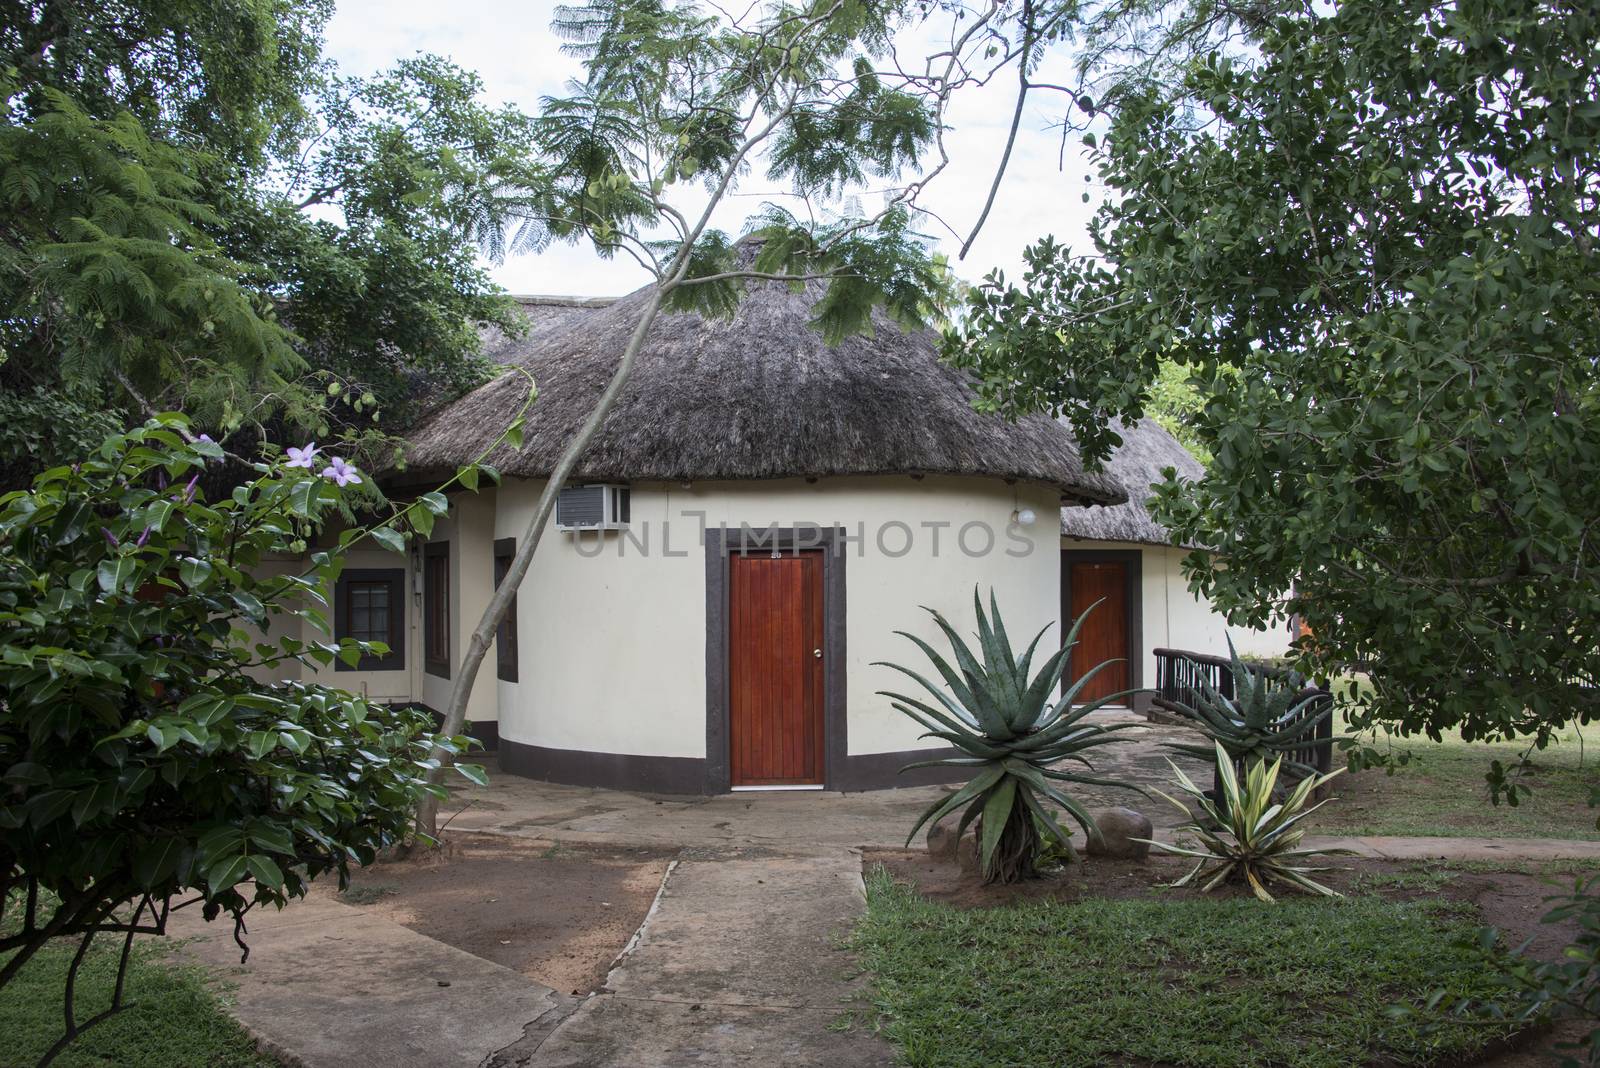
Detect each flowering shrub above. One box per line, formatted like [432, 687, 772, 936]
[0, 415, 478, 1053]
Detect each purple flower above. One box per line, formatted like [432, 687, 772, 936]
[321, 456, 363, 487]
[285, 442, 320, 469]
[102, 528, 119, 548]
[135, 525, 151, 547]
[182, 474, 200, 503]
[197, 434, 214, 443]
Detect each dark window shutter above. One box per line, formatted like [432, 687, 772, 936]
[424, 542, 450, 678]
[493, 537, 518, 682]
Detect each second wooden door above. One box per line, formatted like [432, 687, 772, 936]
[728, 551, 826, 786]
[1066, 559, 1131, 704]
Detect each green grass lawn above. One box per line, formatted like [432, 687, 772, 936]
[0, 932, 276, 1068]
[1310, 716, 1599, 841]
[852, 867, 1519, 1068]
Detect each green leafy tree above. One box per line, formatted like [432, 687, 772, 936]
[0, 387, 125, 490]
[0, 0, 326, 163]
[945, 0, 1600, 766]
[0, 415, 486, 1065]
[426, 0, 1029, 825]
[944, 3, 1599, 1050]
[0, 0, 538, 475]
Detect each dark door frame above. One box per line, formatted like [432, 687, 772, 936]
[1060, 548, 1144, 698]
[705, 526, 847, 793]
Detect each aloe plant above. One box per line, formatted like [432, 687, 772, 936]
[878, 590, 1142, 884]
[1141, 742, 1350, 903]
[1163, 637, 1337, 780]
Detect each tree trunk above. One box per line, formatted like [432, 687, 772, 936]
[979, 800, 1040, 885]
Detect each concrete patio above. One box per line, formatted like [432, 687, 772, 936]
[437, 712, 1206, 851]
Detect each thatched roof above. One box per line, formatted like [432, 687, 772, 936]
[406, 281, 1126, 504]
[1058, 418, 1204, 546]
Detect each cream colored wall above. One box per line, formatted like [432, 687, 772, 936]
[496, 476, 1062, 760]
[1061, 538, 1293, 687]
[418, 492, 499, 726]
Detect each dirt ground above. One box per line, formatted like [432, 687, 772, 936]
[338, 832, 674, 996]
[868, 848, 1597, 1066]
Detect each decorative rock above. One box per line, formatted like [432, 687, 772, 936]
[955, 832, 980, 874]
[926, 820, 960, 859]
[1085, 806, 1153, 860]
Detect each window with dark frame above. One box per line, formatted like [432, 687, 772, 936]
[334, 569, 404, 671]
[493, 537, 518, 682]
[424, 542, 450, 678]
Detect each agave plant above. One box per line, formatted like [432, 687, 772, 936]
[1140, 742, 1349, 903]
[1163, 637, 1337, 780]
[878, 589, 1142, 884]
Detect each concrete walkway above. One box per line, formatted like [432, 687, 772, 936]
[526, 849, 888, 1068]
[173, 829, 1600, 1068]
[170, 894, 575, 1068]
[436, 715, 1215, 853]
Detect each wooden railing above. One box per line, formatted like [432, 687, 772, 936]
[1152, 647, 1334, 777]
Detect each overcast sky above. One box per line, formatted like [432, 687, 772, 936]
[321, 0, 1103, 298]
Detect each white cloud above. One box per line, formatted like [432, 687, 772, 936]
[322, 0, 1103, 298]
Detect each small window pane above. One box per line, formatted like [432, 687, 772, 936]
[350, 582, 392, 642]
[335, 570, 403, 671]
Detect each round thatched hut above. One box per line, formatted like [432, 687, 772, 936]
[283, 275, 1287, 794]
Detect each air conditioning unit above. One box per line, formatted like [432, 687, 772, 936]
[555, 483, 630, 531]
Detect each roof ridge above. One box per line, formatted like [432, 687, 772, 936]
[504, 294, 619, 308]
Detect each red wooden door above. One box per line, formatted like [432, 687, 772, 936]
[1067, 560, 1130, 704]
[728, 551, 826, 786]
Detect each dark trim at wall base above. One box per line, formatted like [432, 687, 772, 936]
[837, 746, 966, 792]
[499, 738, 706, 794]
[467, 720, 499, 752]
[496, 738, 960, 794]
